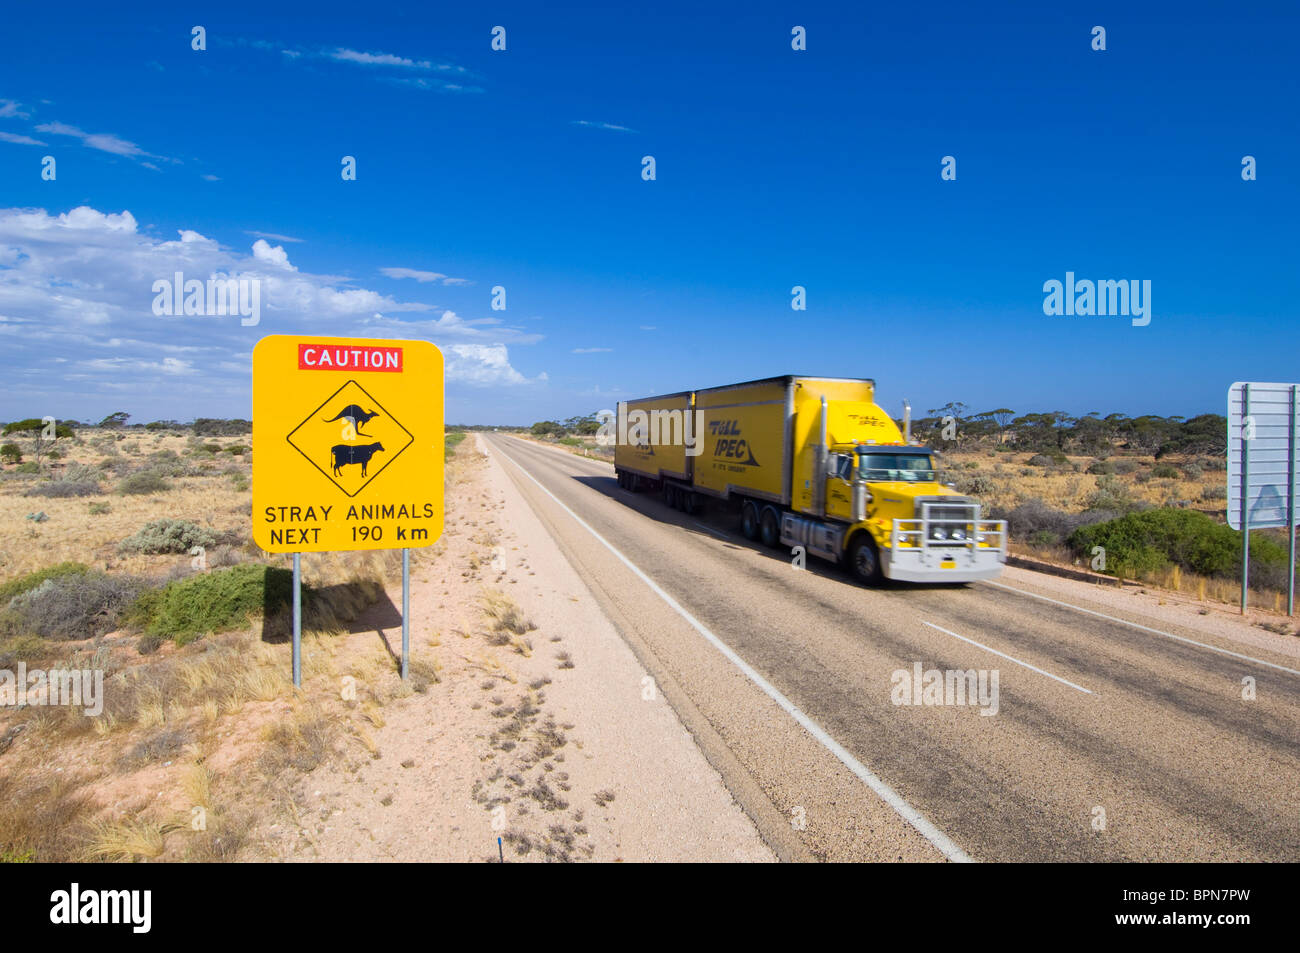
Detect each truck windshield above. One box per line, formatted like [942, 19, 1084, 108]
[859, 453, 936, 482]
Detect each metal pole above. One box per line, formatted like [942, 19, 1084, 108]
[292, 553, 302, 687]
[1241, 384, 1250, 615]
[401, 547, 410, 680]
[1289, 386, 1297, 617]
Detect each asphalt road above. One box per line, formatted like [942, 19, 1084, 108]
[483, 434, 1300, 862]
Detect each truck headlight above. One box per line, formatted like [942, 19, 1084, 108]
[930, 528, 947, 541]
[950, 528, 966, 541]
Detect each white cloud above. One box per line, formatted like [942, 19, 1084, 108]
[381, 266, 444, 283]
[444, 344, 544, 385]
[0, 100, 30, 119]
[572, 347, 612, 353]
[331, 48, 429, 68]
[381, 266, 471, 285]
[34, 121, 167, 162]
[0, 205, 544, 417]
[251, 239, 293, 268]
[246, 230, 304, 243]
[572, 120, 637, 133]
[202, 174, 221, 182]
[0, 131, 45, 146]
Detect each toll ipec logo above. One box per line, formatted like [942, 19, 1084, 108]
[287, 380, 414, 497]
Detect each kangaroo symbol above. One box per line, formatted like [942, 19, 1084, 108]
[323, 404, 380, 437]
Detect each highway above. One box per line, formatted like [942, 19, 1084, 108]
[483, 434, 1300, 862]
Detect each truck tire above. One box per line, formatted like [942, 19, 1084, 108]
[683, 492, 700, 515]
[759, 507, 781, 547]
[740, 501, 759, 540]
[847, 534, 883, 585]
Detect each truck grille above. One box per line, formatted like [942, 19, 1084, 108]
[892, 497, 1008, 553]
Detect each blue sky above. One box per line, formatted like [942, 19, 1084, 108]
[0, 1, 1296, 425]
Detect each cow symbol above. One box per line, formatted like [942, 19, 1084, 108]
[330, 442, 385, 477]
[323, 404, 381, 437]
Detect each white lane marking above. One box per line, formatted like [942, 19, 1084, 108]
[983, 580, 1300, 678]
[492, 440, 973, 863]
[921, 621, 1093, 695]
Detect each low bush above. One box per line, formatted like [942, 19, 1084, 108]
[119, 519, 217, 555]
[1151, 463, 1181, 479]
[1, 571, 144, 640]
[0, 562, 92, 604]
[1112, 459, 1140, 475]
[1068, 508, 1292, 586]
[116, 470, 171, 495]
[1086, 475, 1143, 513]
[24, 480, 101, 498]
[953, 472, 997, 495]
[1086, 460, 1115, 475]
[126, 563, 294, 645]
[993, 498, 1113, 546]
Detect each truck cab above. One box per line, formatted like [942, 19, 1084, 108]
[783, 395, 1006, 584]
[833, 445, 1005, 582]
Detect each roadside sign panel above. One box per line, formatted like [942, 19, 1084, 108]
[1227, 382, 1298, 531]
[253, 335, 443, 552]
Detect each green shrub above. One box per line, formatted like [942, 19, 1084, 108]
[1201, 485, 1227, 501]
[88, 502, 111, 515]
[1112, 459, 1140, 475]
[1151, 463, 1180, 479]
[1086, 460, 1114, 475]
[116, 470, 171, 495]
[1180, 463, 1203, 480]
[0, 443, 21, 464]
[14, 462, 38, 475]
[0, 562, 91, 604]
[1068, 508, 1291, 585]
[127, 563, 294, 645]
[2, 571, 144, 640]
[119, 519, 217, 555]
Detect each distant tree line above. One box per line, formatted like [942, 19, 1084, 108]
[905, 403, 1226, 458]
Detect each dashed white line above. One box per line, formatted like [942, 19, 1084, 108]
[982, 580, 1300, 677]
[490, 438, 973, 863]
[921, 621, 1094, 695]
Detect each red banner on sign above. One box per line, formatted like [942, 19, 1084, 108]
[298, 344, 403, 372]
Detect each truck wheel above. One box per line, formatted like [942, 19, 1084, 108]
[847, 535, 883, 585]
[740, 501, 759, 540]
[683, 492, 699, 515]
[759, 507, 781, 547]
[617, 471, 627, 489]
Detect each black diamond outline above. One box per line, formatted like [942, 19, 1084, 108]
[286, 380, 415, 498]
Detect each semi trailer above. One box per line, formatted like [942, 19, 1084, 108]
[613, 375, 1007, 583]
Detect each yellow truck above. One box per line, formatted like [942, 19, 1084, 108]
[613, 375, 1006, 583]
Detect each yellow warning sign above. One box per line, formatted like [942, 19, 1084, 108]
[252, 335, 443, 553]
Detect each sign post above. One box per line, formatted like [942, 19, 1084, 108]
[1228, 382, 1300, 617]
[253, 336, 444, 684]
